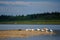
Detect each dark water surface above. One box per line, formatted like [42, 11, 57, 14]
[0, 24, 60, 40]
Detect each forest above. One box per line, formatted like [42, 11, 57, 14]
[0, 12, 60, 24]
[0, 12, 60, 21]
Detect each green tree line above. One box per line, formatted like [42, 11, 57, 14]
[0, 12, 60, 22]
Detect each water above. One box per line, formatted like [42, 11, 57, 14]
[0, 24, 60, 30]
[0, 24, 60, 40]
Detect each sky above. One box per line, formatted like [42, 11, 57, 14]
[0, 0, 60, 16]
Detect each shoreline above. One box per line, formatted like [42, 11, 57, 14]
[0, 23, 60, 25]
[0, 20, 60, 24]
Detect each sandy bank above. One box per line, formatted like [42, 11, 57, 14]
[0, 30, 54, 38]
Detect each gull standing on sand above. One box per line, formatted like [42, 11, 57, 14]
[26, 29, 29, 31]
[41, 29, 45, 32]
[50, 29, 53, 32]
[44, 28, 49, 32]
[37, 28, 40, 31]
[31, 29, 34, 31]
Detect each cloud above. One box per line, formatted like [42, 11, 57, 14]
[0, 1, 31, 5]
[0, 1, 60, 7]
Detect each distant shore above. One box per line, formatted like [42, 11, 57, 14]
[0, 30, 54, 38]
[0, 20, 60, 24]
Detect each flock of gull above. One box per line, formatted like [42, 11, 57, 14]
[19, 28, 53, 32]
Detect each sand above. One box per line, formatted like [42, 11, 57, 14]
[0, 30, 54, 38]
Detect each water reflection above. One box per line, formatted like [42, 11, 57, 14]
[0, 34, 60, 40]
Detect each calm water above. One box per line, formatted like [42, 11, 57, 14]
[0, 24, 60, 40]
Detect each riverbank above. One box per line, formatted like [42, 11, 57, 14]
[0, 20, 60, 24]
[0, 30, 54, 38]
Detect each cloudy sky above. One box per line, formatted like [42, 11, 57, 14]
[0, 0, 60, 16]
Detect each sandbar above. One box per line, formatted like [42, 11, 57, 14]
[0, 30, 54, 38]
